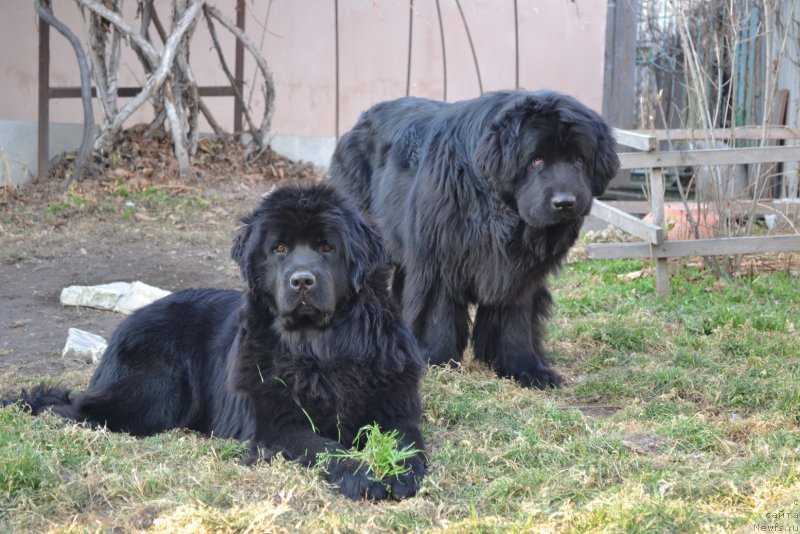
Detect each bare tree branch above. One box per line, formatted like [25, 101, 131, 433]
[79, 0, 204, 178]
[34, 0, 95, 190]
[150, 3, 224, 137]
[204, 8, 258, 136]
[107, 7, 122, 116]
[77, 0, 159, 68]
[205, 5, 276, 149]
[171, 0, 202, 156]
[42, 0, 273, 183]
[162, 83, 191, 178]
[138, 0, 153, 42]
[83, 8, 111, 121]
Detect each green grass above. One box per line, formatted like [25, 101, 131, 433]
[114, 185, 209, 213]
[40, 184, 210, 223]
[317, 422, 422, 483]
[44, 193, 89, 216]
[2, 258, 799, 532]
[113, 184, 209, 221]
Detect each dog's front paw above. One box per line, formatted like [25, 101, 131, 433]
[515, 367, 563, 389]
[384, 454, 426, 500]
[325, 458, 388, 500]
[240, 441, 279, 466]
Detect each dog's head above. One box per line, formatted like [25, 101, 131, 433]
[231, 183, 386, 331]
[473, 90, 619, 229]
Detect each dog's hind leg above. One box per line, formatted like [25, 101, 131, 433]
[472, 287, 562, 389]
[402, 274, 469, 365]
[1, 383, 72, 415]
[52, 371, 194, 436]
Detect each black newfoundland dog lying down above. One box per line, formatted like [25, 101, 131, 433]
[330, 90, 620, 388]
[9, 183, 426, 501]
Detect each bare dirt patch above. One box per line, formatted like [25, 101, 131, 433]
[619, 431, 669, 455]
[0, 132, 322, 388]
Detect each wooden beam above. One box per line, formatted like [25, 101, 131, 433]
[586, 235, 800, 260]
[602, 0, 638, 131]
[619, 145, 800, 170]
[632, 126, 800, 142]
[37, 0, 51, 179]
[613, 128, 657, 152]
[49, 86, 237, 99]
[234, 0, 245, 135]
[649, 167, 670, 294]
[601, 199, 800, 217]
[591, 199, 663, 244]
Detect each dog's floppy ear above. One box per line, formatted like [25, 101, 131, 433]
[231, 212, 256, 283]
[346, 215, 389, 293]
[590, 123, 620, 197]
[232, 186, 282, 286]
[474, 111, 520, 180]
[473, 124, 503, 179]
[473, 96, 532, 181]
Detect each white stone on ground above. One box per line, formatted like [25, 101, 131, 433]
[62, 328, 108, 365]
[59, 282, 131, 311]
[114, 281, 171, 314]
[60, 281, 171, 314]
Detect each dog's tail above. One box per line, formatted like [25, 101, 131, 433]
[1, 383, 72, 416]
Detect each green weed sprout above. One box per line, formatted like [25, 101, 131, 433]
[317, 422, 421, 482]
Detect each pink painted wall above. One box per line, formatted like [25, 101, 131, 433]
[0, 0, 609, 138]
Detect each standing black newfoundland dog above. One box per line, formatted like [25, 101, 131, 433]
[330, 90, 620, 388]
[7, 183, 426, 501]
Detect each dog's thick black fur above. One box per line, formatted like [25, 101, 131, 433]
[330, 90, 620, 388]
[5, 183, 426, 501]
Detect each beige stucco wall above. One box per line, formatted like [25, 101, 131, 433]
[0, 0, 609, 180]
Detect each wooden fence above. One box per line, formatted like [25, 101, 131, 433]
[587, 127, 800, 294]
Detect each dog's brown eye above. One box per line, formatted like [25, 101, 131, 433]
[274, 244, 286, 254]
[321, 244, 334, 254]
[575, 157, 584, 167]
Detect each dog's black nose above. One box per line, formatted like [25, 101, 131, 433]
[552, 193, 577, 211]
[290, 271, 316, 291]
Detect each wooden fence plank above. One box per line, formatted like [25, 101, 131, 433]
[613, 128, 657, 151]
[586, 235, 800, 260]
[619, 145, 800, 170]
[631, 126, 800, 142]
[589, 137, 800, 294]
[591, 200, 663, 244]
[649, 167, 670, 294]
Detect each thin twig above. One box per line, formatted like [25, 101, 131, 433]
[203, 7, 258, 136]
[514, 0, 519, 89]
[205, 5, 276, 148]
[144, 106, 167, 140]
[248, 0, 274, 108]
[406, 0, 413, 97]
[454, 0, 483, 94]
[335, 0, 340, 139]
[434, 0, 447, 100]
[744, 0, 799, 236]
